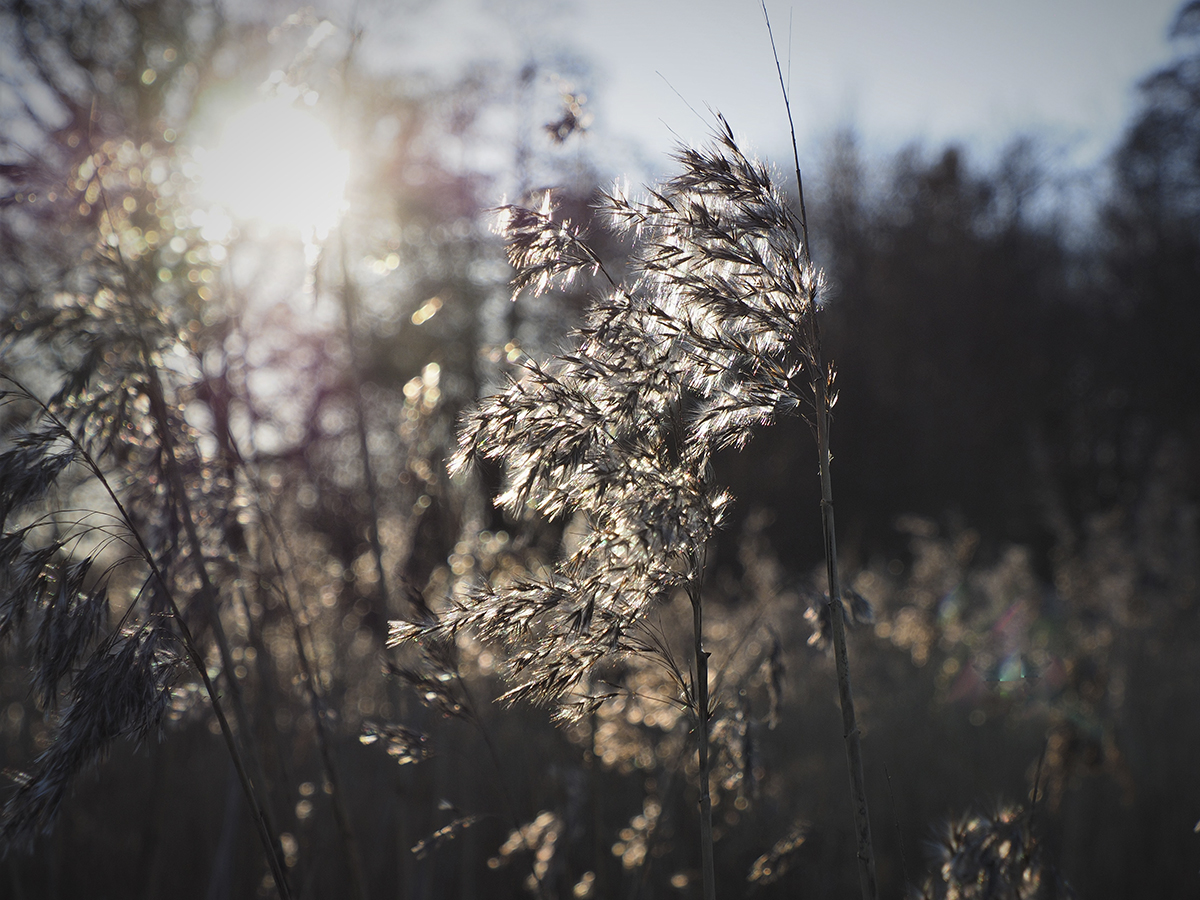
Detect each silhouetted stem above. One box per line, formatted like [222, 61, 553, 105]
[691, 590, 717, 900]
[765, 14, 880, 883]
[90, 182, 292, 897]
[454, 676, 552, 900]
[139, 363, 293, 900]
[815, 371, 878, 900]
[338, 232, 392, 626]
[265, 526, 370, 900]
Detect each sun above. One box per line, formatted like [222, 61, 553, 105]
[192, 94, 350, 242]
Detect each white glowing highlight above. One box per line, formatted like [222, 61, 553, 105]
[193, 96, 350, 242]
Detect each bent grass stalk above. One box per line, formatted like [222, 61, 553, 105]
[0, 175, 294, 896]
[99, 181, 293, 898]
[0, 374, 292, 900]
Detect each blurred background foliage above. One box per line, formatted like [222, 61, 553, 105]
[0, 0, 1197, 898]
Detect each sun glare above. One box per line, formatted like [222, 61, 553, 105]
[193, 95, 350, 242]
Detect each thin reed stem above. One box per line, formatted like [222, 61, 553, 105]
[333, 30, 392, 631]
[690, 584, 717, 900]
[815, 371, 878, 900]
[762, 8, 880, 894]
[92, 182, 292, 896]
[454, 673, 553, 900]
[223, 302, 371, 900]
[136, 322, 293, 900]
[262, 526, 370, 900]
[337, 232, 392, 627]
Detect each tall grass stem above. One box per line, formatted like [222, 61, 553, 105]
[762, 8, 880, 894]
[816, 375, 878, 900]
[690, 584, 717, 900]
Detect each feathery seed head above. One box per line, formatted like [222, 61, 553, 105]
[915, 803, 1074, 900]
[1, 624, 177, 849]
[403, 119, 829, 720]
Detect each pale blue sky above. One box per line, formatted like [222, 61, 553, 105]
[575, 0, 1183, 173]
[358, 0, 1185, 180]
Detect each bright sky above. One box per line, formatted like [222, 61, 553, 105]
[575, 0, 1183, 174]
[362, 0, 1185, 179]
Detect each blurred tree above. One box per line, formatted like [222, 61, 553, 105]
[1104, 0, 1200, 448]
[725, 133, 1079, 566]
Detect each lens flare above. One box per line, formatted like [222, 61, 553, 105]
[193, 95, 350, 242]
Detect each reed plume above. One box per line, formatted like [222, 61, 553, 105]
[391, 115, 866, 900]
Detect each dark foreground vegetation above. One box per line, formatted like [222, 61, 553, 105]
[1, 1, 1198, 897]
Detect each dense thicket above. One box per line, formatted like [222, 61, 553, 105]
[0, 0, 1197, 898]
